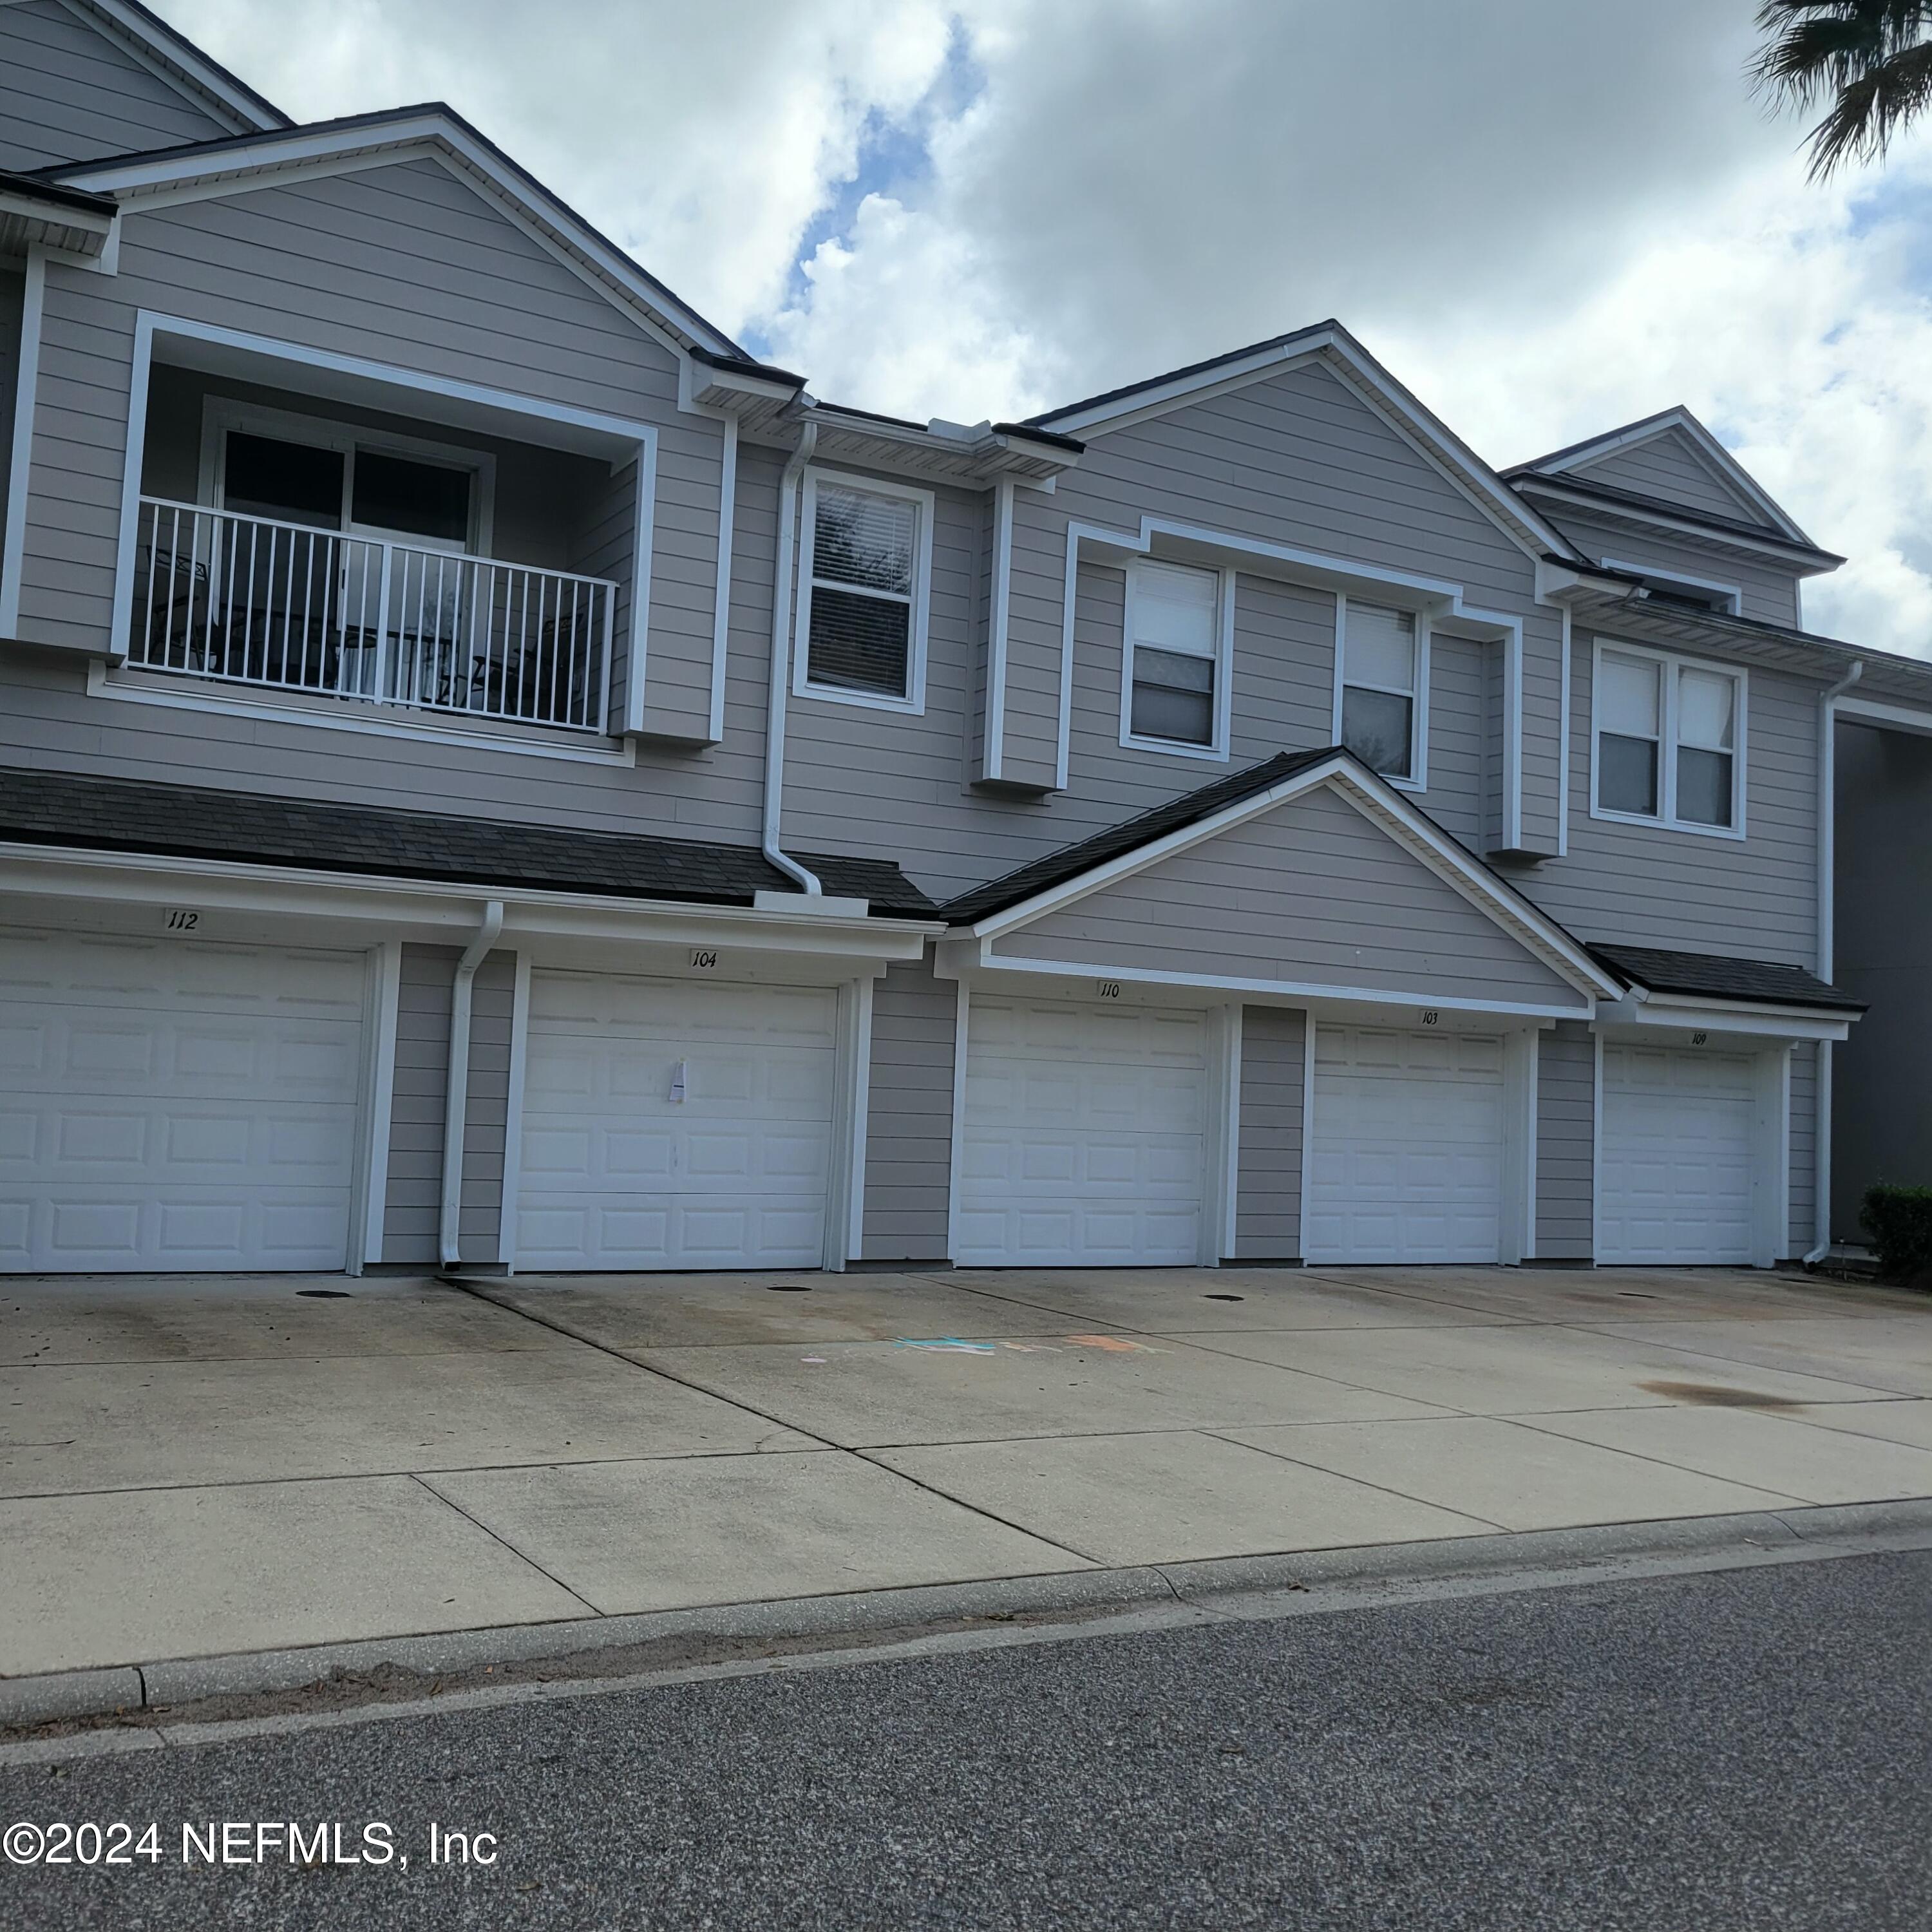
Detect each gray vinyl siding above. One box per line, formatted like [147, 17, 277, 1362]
[995, 484, 1067, 790]
[1832, 724, 1932, 1236]
[1535, 1021, 1595, 1260]
[1235, 1005, 1305, 1259]
[779, 357, 1564, 900]
[1788, 1039, 1815, 1260]
[383, 943, 453, 1264]
[1546, 506, 1803, 629]
[1567, 431, 1766, 529]
[861, 958, 956, 1262]
[460, 952, 515, 1264]
[1521, 632, 1821, 967]
[1426, 629, 1486, 850]
[380, 943, 513, 1265]
[990, 785, 1584, 1006]
[3, 158, 775, 847]
[0, 0, 241, 171]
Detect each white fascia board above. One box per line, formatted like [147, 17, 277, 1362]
[1593, 994, 1851, 1044]
[0, 185, 115, 239]
[1535, 408, 1813, 548]
[66, 0, 287, 134]
[0, 844, 941, 956]
[964, 945, 1590, 1023]
[58, 118, 738, 364]
[1512, 476, 1837, 573]
[959, 759, 1618, 1000]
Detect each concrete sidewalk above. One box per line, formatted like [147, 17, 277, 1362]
[5, 1262, 1932, 1695]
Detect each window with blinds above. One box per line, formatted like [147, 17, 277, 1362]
[1340, 601, 1420, 781]
[1125, 559, 1223, 752]
[804, 482, 920, 701]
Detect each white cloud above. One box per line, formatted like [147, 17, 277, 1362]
[154, 0, 1932, 654]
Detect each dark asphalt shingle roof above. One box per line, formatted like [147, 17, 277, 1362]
[0, 770, 936, 916]
[942, 746, 1347, 923]
[1510, 470, 1845, 564]
[1590, 943, 1863, 1013]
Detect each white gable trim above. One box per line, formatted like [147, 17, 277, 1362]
[53, 115, 738, 366]
[1531, 409, 1814, 548]
[1032, 328, 1574, 565]
[956, 753, 1620, 1001]
[57, 0, 287, 137]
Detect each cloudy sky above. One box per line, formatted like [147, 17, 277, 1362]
[164, 0, 1932, 656]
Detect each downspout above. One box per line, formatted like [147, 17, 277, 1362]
[439, 899, 504, 1269]
[764, 420, 822, 894]
[1804, 659, 1863, 1266]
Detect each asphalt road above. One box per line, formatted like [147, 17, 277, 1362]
[5, 1550, 1930, 1931]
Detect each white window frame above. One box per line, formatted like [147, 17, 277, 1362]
[1589, 638, 1748, 841]
[1332, 593, 1430, 791]
[1117, 556, 1235, 762]
[197, 397, 497, 556]
[793, 466, 933, 715]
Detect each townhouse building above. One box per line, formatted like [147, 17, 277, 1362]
[1, 0, 1926, 1283]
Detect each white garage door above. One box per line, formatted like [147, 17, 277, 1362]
[957, 998, 1209, 1266]
[1305, 1024, 1506, 1264]
[0, 931, 366, 1273]
[515, 972, 838, 1271]
[1599, 1044, 1757, 1265]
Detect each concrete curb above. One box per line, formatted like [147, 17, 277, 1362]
[7, 1497, 1932, 1732]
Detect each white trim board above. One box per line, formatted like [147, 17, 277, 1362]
[981, 478, 1016, 779]
[59, 0, 288, 135]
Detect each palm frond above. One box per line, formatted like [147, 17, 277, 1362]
[1750, 1, 1932, 176]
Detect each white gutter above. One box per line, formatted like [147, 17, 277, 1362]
[764, 421, 821, 895]
[1804, 659, 1863, 1266]
[439, 898, 504, 1268]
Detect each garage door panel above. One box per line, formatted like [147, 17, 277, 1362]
[515, 974, 837, 1271]
[1600, 1045, 1757, 1265]
[1307, 1023, 1506, 1265]
[0, 934, 366, 1274]
[958, 998, 1209, 1267]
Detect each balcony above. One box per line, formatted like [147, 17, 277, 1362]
[129, 498, 617, 734]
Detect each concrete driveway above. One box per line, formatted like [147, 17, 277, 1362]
[5, 1263, 1932, 1682]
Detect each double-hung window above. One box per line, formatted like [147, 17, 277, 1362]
[797, 473, 931, 710]
[1594, 643, 1743, 834]
[1338, 600, 1423, 784]
[1122, 558, 1228, 757]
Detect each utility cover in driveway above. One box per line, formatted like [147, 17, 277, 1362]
[956, 997, 1208, 1265]
[515, 972, 837, 1271]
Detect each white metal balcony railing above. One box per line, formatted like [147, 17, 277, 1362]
[130, 498, 618, 734]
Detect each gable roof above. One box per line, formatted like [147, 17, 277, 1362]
[1507, 406, 1821, 553]
[0, 768, 939, 915]
[64, 0, 291, 137]
[1023, 321, 1584, 568]
[43, 103, 753, 360]
[942, 746, 1622, 1001]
